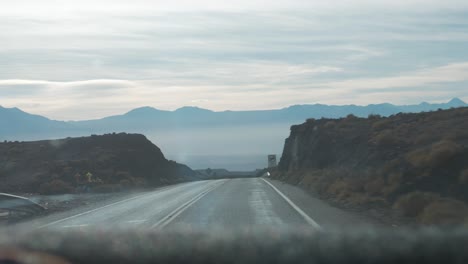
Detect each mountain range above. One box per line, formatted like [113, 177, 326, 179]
[1, 98, 466, 170]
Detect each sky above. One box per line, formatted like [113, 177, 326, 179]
[1, 0, 468, 120]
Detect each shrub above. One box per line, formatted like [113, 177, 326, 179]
[405, 149, 428, 168]
[387, 172, 403, 185]
[420, 198, 468, 225]
[372, 119, 392, 131]
[327, 180, 347, 196]
[324, 121, 336, 129]
[393, 191, 440, 217]
[374, 130, 398, 146]
[406, 140, 462, 168]
[345, 114, 357, 120]
[39, 179, 74, 195]
[459, 169, 468, 184]
[428, 140, 462, 166]
[364, 176, 385, 196]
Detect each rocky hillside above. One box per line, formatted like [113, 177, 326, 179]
[0, 133, 196, 194]
[274, 107, 468, 225]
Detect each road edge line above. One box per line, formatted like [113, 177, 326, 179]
[261, 178, 323, 230]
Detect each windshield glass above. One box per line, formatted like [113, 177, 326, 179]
[1, 1, 468, 262]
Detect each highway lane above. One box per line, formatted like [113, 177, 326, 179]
[165, 178, 319, 230]
[16, 177, 376, 231]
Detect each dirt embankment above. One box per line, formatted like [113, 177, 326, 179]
[0, 133, 196, 194]
[273, 107, 468, 226]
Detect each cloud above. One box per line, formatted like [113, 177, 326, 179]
[0, 62, 467, 120]
[2, 0, 468, 16]
[0, 2, 467, 119]
[319, 62, 468, 91]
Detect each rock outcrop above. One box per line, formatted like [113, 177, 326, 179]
[275, 107, 468, 225]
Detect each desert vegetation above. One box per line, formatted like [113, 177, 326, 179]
[273, 107, 468, 225]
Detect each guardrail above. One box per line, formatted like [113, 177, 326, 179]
[0, 193, 46, 217]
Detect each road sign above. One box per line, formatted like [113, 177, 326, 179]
[268, 155, 277, 168]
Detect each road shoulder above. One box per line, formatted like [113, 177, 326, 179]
[263, 178, 383, 229]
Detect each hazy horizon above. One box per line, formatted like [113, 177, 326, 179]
[1, 97, 465, 122]
[1, 0, 468, 120]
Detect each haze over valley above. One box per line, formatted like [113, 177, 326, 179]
[1, 98, 466, 170]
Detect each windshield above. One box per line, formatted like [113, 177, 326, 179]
[1, 0, 468, 263]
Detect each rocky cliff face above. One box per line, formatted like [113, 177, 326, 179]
[275, 107, 468, 225]
[0, 133, 196, 194]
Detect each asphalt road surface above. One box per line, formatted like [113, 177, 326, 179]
[15, 178, 378, 231]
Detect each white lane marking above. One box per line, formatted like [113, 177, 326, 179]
[126, 220, 147, 223]
[38, 182, 199, 229]
[151, 180, 227, 229]
[261, 178, 323, 230]
[62, 224, 89, 228]
[249, 180, 283, 225]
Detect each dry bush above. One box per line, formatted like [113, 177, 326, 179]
[345, 193, 387, 207]
[364, 176, 385, 196]
[429, 140, 462, 165]
[420, 198, 468, 225]
[405, 148, 428, 168]
[324, 121, 336, 129]
[381, 159, 403, 176]
[387, 172, 403, 185]
[327, 180, 347, 196]
[372, 119, 392, 131]
[382, 172, 403, 196]
[406, 140, 462, 168]
[346, 177, 367, 193]
[373, 130, 398, 146]
[393, 191, 440, 217]
[314, 176, 335, 195]
[299, 171, 319, 189]
[39, 179, 74, 195]
[459, 169, 468, 184]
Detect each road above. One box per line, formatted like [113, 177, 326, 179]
[16, 178, 378, 231]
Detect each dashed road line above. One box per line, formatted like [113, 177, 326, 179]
[62, 224, 89, 228]
[126, 220, 147, 224]
[151, 180, 227, 229]
[38, 182, 198, 229]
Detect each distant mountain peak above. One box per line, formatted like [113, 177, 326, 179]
[125, 106, 159, 114]
[448, 97, 466, 106]
[175, 106, 212, 113]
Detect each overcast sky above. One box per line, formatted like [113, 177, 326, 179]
[1, 0, 468, 120]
